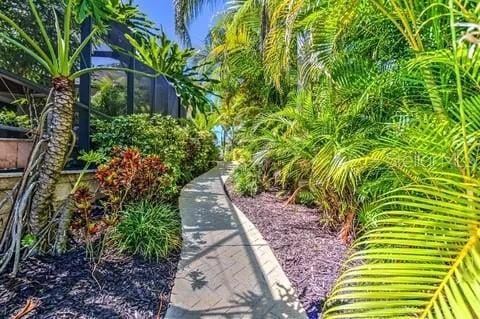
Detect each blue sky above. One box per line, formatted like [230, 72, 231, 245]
[94, 1, 223, 65]
[133, 0, 225, 48]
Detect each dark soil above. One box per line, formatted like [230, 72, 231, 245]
[0, 248, 179, 319]
[226, 184, 348, 318]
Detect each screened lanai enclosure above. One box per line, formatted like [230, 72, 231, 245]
[0, 19, 185, 170]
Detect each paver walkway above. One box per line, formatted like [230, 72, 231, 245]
[165, 162, 306, 319]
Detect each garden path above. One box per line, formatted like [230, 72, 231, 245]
[165, 162, 306, 319]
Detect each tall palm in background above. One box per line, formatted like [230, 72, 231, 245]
[174, 0, 223, 46]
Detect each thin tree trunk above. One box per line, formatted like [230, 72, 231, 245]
[259, 0, 269, 53]
[29, 77, 75, 236]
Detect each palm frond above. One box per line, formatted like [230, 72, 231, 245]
[325, 174, 480, 319]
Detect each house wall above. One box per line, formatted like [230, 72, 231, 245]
[0, 170, 97, 238]
[0, 138, 33, 169]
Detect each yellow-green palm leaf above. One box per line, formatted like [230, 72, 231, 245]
[324, 174, 480, 319]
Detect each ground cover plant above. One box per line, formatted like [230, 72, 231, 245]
[175, 0, 480, 317]
[112, 201, 182, 261]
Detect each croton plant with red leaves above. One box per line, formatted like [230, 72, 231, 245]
[96, 147, 170, 211]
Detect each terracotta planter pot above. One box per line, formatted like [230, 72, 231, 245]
[0, 138, 34, 169]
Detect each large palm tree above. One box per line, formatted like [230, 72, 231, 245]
[174, 0, 269, 49]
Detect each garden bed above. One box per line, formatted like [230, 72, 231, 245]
[226, 183, 348, 318]
[0, 247, 179, 319]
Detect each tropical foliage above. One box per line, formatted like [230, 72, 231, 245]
[126, 31, 217, 115]
[92, 77, 127, 116]
[0, 0, 109, 273]
[93, 114, 218, 190]
[190, 0, 480, 316]
[0, 110, 31, 128]
[0, 0, 58, 82]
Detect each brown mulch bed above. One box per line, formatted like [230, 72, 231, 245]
[0, 249, 179, 319]
[226, 184, 348, 318]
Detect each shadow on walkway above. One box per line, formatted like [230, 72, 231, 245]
[166, 163, 306, 319]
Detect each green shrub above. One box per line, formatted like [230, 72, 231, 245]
[233, 163, 261, 196]
[185, 127, 219, 177]
[111, 201, 182, 260]
[92, 77, 127, 116]
[92, 114, 218, 185]
[296, 189, 316, 206]
[225, 148, 251, 163]
[0, 110, 30, 128]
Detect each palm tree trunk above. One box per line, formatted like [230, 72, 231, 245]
[29, 76, 75, 235]
[259, 0, 269, 53]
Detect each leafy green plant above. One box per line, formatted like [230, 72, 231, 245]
[0, 110, 30, 128]
[92, 114, 217, 185]
[20, 234, 36, 248]
[322, 0, 480, 317]
[184, 123, 219, 177]
[225, 148, 251, 163]
[296, 189, 316, 207]
[111, 201, 182, 260]
[233, 163, 261, 197]
[125, 31, 217, 116]
[324, 175, 480, 318]
[92, 77, 127, 116]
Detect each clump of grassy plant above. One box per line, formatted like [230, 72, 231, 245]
[112, 201, 182, 260]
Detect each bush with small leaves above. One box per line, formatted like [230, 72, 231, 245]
[92, 114, 218, 185]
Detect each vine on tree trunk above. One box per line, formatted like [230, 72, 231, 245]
[30, 77, 75, 236]
[1, 76, 77, 275]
